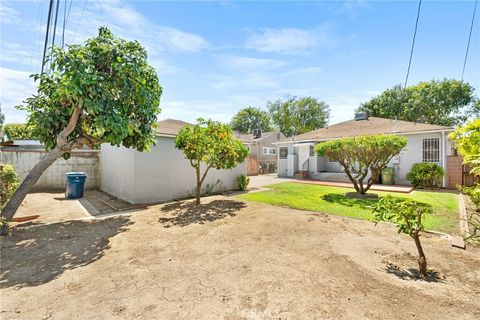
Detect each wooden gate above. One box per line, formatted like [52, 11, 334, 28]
[447, 155, 479, 189]
[246, 156, 259, 176]
[463, 164, 480, 187]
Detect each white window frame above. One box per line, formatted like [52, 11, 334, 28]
[279, 147, 288, 159]
[422, 138, 440, 163]
[262, 147, 276, 155]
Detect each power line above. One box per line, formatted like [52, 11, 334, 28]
[71, 0, 89, 44]
[40, 0, 54, 78]
[50, 0, 60, 53]
[461, 0, 478, 81]
[404, 0, 423, 88]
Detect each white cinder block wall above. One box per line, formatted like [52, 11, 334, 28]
[0, 148, 100, 189]
[101, 137, 247, 204]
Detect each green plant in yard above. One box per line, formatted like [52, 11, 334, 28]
[371, 196, 432, 276]
[406, 163, 444, 188]
[230, 106, 272, 134]
[2, 123, 38, 140]
[315, 135, 407, 194]
[176, 119, 248, 205]
[0, 165, 19, 232]
[236, 174, 250, 191]
[1, 27, 162, 231]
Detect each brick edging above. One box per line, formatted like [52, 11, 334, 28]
[458, 193, 471, 238]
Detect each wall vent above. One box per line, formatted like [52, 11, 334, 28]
[354, 112, 368, 121]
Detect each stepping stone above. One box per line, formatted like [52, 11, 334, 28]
[451, 235, 466, 249]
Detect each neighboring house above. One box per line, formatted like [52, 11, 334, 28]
[235, 130, 285, 174]
[101, 119, 246, 204]
[276, 113, 455, 187]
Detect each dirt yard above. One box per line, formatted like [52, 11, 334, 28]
[1, 195, 479, 319]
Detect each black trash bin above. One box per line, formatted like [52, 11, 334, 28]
[65, 172, 87, 199]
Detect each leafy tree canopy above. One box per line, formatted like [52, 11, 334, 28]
[18, 26, 162, 154]
[449, 119, 480, 176]
[2, 123, 38, 140]
[230, 106, 272, 134]
[0, 104, 4, 128]
[357, 79, 477, 127]
[175, 118, 248, 204]
[268, 95, 330, 137]
[315, 135, 407, 194]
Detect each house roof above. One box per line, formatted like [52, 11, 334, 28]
[277, 117, 453, 144]
[155, 119, 192, 136]
[235, 131, 279, 144]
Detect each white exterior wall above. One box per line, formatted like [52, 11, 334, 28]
[100, 137, 246, 204]
[0, 148, 100, 189]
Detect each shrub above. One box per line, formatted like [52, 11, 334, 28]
[371, 196, 432, 276]
[406, 163, 444, 188]
[236, 174, 250, 191]
[2, 123, 37, 140]
[0, 164, 19, 210]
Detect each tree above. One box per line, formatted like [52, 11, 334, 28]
[0, 104, 4, 127]
[2, 123, 37, 140]
[315, 135, 407, 194]
[357, 79, 477, 127]
[1, 27, 162, 231]
[372, 196, 432, 276]
[268, 95, 330, 137]
[230, 106, 272, 134]
[449, 119, 480, 176]
[175, 119, 248, 205]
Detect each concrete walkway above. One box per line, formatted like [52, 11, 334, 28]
[249, 174, 414, 194]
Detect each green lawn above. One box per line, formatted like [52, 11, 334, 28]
[238, 182, 459, 234]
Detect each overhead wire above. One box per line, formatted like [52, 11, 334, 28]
[404, 0, 423, 89]
[40, 0, 54, 78]
[71, 0, 89, 44]
[50, 0, 60, 59]
[461, 0, 478, 81]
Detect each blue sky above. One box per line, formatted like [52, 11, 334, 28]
[1, 0, 479, 125]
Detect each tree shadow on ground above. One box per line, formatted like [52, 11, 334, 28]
[384, 263, 445, 283]
[159, 199, 246, 228]
[322, 193, 379, 210]
[0, 216, 132, 289]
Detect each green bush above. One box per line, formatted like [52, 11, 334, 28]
[407, 162, 444, 188]
[1, 164, 19, 211]
[463, 184, 480, 210]
[2, 123, 37, 140]
[236, 174, 250, 191]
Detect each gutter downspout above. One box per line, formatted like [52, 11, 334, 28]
[441, 131, 447, 188]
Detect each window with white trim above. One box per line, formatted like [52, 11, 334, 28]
[422, 138, 440, 163]
[262, 147, 276, 155]
[279, 147, 288, 159]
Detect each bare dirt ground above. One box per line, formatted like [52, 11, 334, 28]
[1, 195, 479, 319]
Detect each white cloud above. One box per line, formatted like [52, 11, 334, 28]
[245, 27, 330, 54]
[0, 42, 31, 65]
[224, 56, 285, 69]
[0, 2, 23, 25]
[0, 67, 35, 123]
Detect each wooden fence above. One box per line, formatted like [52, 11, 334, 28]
[246, 156, 259, 176]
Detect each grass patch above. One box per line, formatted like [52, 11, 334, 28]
[238, 182, 459, 234]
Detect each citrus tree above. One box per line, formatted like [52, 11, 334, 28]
[315, 135, 407, 194]
[1, 27, 162, 230]
[372, 196, 432, 276]
[175, 119, 248, 205]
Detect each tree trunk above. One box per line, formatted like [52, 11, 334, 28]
[195, 165, 201, 205]
[0, 107, 82, 235]
[413, 232, 427, 276]
[0, 148, 63, 235]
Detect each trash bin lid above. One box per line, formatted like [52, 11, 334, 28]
[65, 172, 87, 177]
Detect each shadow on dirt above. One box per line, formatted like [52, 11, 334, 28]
[159, 199, 246, 228]
[322, 193, 379, 209]
[384, 262, 445, 283]
[0, 216, 132, 289]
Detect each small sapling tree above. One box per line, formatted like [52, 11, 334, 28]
[372, 196, 432, 276]
[1, 27, 162, 233]
[315, 135, 407, 195]
[175, 119, 248, 205]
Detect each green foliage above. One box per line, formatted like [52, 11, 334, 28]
[268, 95, 330, 137]
[0, 164, 19, 211]
[0, 104, 4, 128]
[462, 184, 480, 209]
[176, 118, 249, 170]
[176, 118, 249, 204]
[17, 26, 162, 153]
[357, 79, 477, 127]
[449, 119, 480, 176]
[371, 196, 432, 235]
[3, 123, 37, 140]
[406, 163, 444, 188]
[315, 135, 407, 194]
[236, 174, 250, 191]
[230, 106, 272, 134]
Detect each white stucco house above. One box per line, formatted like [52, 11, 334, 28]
[100, 119, 246, 204]
[276, 113, 455, 187]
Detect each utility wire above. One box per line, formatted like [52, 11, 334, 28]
[50, 0, 60, 55]
[62, 0, 67, 48]
[461, 0, 478, 81]
[404, 0, 422, 89]
[40, 0, 54, 78]
[71, 0, 89, 44]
